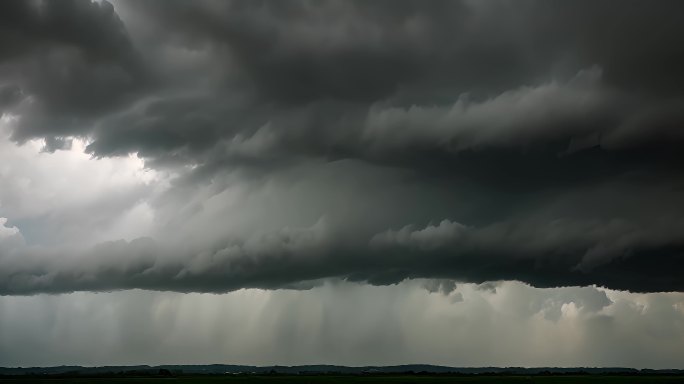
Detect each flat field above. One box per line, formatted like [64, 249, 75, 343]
[1, 376, 683, 384]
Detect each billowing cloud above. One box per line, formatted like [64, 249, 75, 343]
[1, 0, 684, 298]
[2, 211, 684, 294]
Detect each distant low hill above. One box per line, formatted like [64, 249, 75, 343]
[1, 365, 683, 376]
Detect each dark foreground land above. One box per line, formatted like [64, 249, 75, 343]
[3, 367, 683, 383]
[2, 376, 684, 384]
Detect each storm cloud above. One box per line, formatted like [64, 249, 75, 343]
[1, 0, 684, 296]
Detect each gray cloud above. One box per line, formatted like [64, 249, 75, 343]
[2, 206, 684, 295]
[371, 220, 468, 251]
[1, 0, 684, 296]
[0, 0, 148, 140]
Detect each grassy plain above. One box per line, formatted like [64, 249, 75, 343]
[1, 375, 683, 384]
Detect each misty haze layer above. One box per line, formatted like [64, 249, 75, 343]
[2, 281, 684, 368]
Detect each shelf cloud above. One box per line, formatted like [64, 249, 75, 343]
[1, 0, 684, 296]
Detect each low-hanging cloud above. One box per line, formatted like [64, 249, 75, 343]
[2, 209, 684, 295]
[1, 0, 684, 296]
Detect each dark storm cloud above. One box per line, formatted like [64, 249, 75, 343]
[0, 0, 148, 140]
[7, 0, 684, 165]
[1, 0, 684, 294]
[2, 205, 684, 295]
[41, 136, 72, 152]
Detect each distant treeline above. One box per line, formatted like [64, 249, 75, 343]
[1, 365, 684, 378]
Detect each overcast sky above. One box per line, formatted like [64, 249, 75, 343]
[1, 0, 684, 368]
